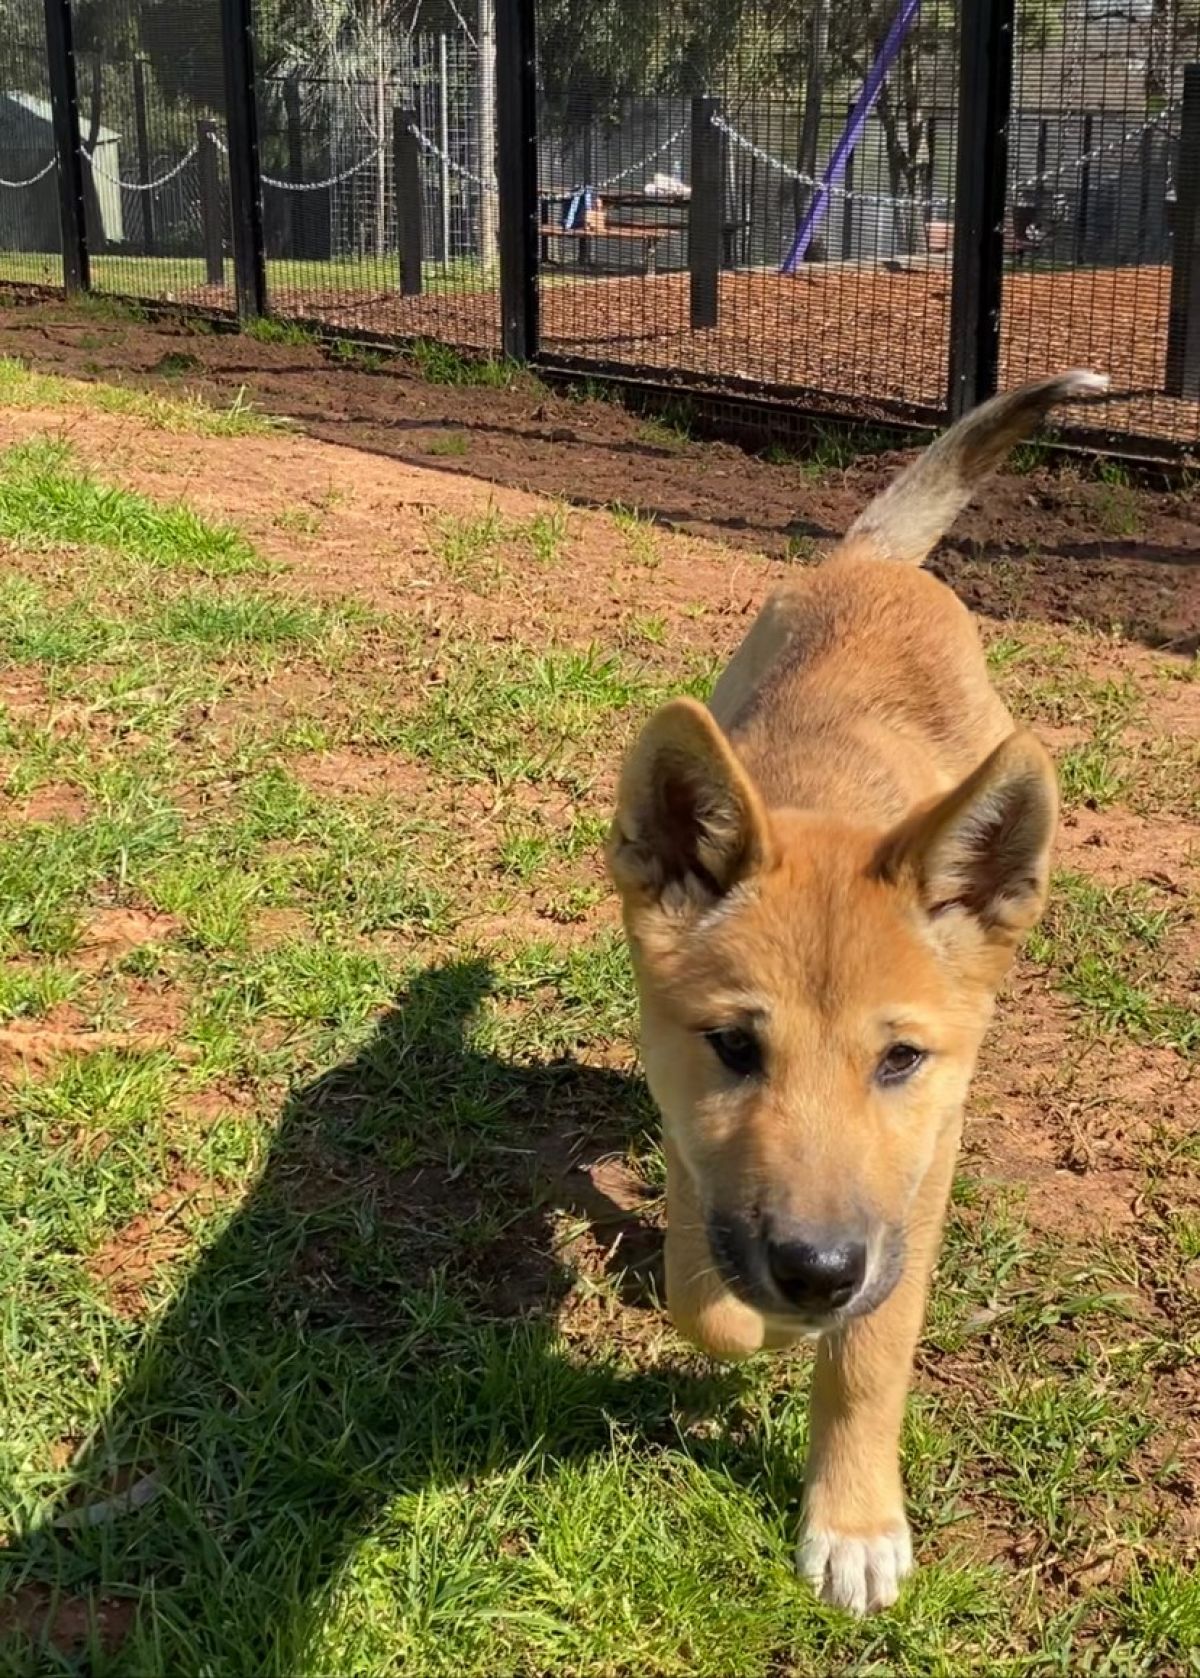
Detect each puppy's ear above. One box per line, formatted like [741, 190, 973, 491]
[607, 698, 774, 913]
[879, 731, 1057, 944]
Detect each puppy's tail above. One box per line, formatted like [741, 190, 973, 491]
[841, 369, 1109, 567]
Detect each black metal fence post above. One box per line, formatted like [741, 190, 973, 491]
[495, 0, 538, 362]
[219, 0, 266, 320]
[1166, 63, 1200, 397]
[198, 119, 225, 286]
[41, 0, 89, 293]
[841, 98, 856, 262]
[947, 0, 1013, 418]
[284, 78, 303, 260]
[690, 96, 723, 330]
[1074, 111, 1094, 263]
[394, 108, 423, 296]
[133, 56, 156, 258]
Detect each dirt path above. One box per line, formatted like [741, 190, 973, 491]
[0, 295, 1196, 652]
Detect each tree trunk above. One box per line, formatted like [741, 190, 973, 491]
[478, 0, 499, 273]
[374, 0, 388, 261]
[795, 0, 829, 262]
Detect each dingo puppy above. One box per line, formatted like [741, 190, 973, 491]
[607, 372, 1107, 1615]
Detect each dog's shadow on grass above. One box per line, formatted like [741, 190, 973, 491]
[8, 958, 760, 1673]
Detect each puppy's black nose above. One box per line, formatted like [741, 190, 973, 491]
[766, 1236, 866, 1312]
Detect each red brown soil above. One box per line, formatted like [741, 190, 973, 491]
[88, 1171, 221, 1316]
[1, 296, 1197, 651]
[253, 264, 1193, 444]
[0, 1586, 135, 1660]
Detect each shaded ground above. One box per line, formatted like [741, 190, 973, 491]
[0, 344, 1196, 1675]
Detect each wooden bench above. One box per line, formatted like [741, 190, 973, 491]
[926, 210, 1044, 264]
[538, 220, 679, 275]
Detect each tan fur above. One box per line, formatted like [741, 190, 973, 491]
[607, 373, 1100, 1614]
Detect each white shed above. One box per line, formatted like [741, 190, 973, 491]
[0, 90, 125, 249]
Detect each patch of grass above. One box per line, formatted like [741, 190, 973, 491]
[523, 505, 569, 566]
[1057, 735, 1129, 810]
[0, 778, 180, 955]
[1028, 871, 1198, 1052]
[0, 961, 81, 1021]
[426, 432, 469, 458]
[0, 438, 262, 575]
[611, 503, 660, 568]
[147, 590, 359, 654]
[796, 420, 898, 479]
[1127, 732, 1200, 821]
[981, 1366, 1156, 1546]
[244, 316, 317, 347]
[1118, 1561, 1200, 1662]
[629, 613, 667, 646]
[1168, 1211, 1200, 1263]
[1009, 438, 1054, 475]
[326, 337, 387, 373]
[1093, 460, 1142, 538]
[565, 374, 614, 403]
[409, 339, 522, 389]
[0, 357, 282, 436]
[636, 408, 692, 452]
[785, 532, 819, 562]
[431, 507, 507, 588]
[394, 641, 661, 789]
[0, 575, 122, 665]
[273, 505, 323, 537]
[154, 350, 203, 377]
[74, 293, 148, 324]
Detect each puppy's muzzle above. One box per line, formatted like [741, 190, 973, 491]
[709, 1210, 901, 1328]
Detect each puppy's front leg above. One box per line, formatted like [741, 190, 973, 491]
[797, 1137, 958, 1615]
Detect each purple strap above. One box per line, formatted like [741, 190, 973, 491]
[781, 0, 923, 274]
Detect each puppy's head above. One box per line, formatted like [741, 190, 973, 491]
[607, 699, 1056, 1348]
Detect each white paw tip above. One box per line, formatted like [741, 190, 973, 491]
[796, 1521, 913, 1616]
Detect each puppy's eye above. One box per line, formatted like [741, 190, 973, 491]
[704, 1027, 763, 1078]
[877, 1043, 925, 1086]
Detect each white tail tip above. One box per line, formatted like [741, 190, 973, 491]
[1056, 369, 1110, 397]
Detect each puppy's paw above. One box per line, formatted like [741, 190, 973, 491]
[796, 1518, 912, 1615]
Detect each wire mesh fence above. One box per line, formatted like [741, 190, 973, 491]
[999, 0, 1200, 446]
[0, 0, 63, 290]
[534, 3, 960, 417]
[254, 19, 500, 349]
[5, 1, 1200, 453]
[70, 34, 233, 307]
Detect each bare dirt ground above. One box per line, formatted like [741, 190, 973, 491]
[1, 294, 1197, 653]
[187, 263, 1200, 447]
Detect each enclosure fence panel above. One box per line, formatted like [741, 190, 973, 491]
[67, 0, 234, 307]
[533, 2, 961, 423]
[8, 1, 1200, 454]
[1002, 0, 1200, 447]
[0, 0, 63, 289]
[253, 8, 501, 351]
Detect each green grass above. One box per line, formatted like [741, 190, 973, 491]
[0, 438, 262, 575]
[0, 355, 283, 436]
[426, 431, 470, 458]
[611, 503, 661, 568]
[409, 338, 527, 389]
[1028, 871, 1199, 1052]
[388, 641, 672, 791]
[0, 250, 492, 302]
[0, 361, 1198, 1676]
